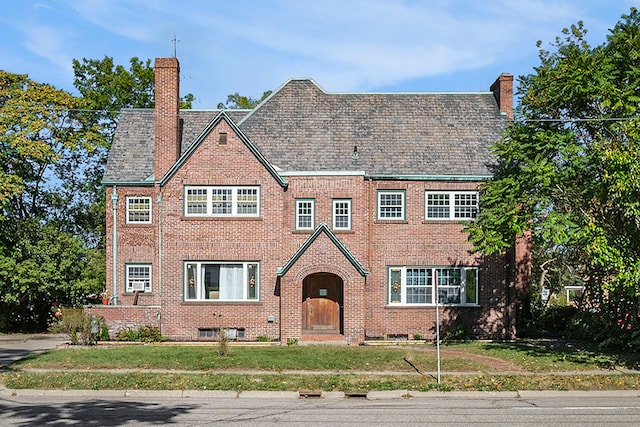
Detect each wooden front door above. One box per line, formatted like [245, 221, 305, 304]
[302, 273, 343, 334]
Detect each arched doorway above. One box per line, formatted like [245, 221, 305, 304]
[302, 272, 344, 335]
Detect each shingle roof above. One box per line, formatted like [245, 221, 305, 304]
[103, 80, 505, 184]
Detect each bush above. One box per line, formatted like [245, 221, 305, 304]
[116, 325, 163, 343]
[49, 308, 105, 345]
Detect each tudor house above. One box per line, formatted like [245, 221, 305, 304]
[95, 57, 530, 344]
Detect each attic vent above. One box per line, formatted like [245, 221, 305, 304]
[218, 132, 228, 146]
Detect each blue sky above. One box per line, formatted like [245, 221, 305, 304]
[2, 0, 639, 108]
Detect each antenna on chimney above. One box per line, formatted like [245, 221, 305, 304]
[171, 35, 182, 58]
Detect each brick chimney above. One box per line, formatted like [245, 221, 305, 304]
[154, 57, 180, 181]
[490, 73, 514, 120]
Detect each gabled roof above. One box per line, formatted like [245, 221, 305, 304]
[103, 79, 505, 184]
[102, 109, 248, 184]
[238, 79, 504, 177]
[159, 112, 288, 188]
[277, 223, 369, 277]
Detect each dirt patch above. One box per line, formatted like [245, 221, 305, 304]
[411, 346, 523, 372]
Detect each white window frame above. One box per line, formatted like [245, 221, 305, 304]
[184, 261, 259, 301]
[125, 264, 152, 292]
[126, 196, 152, 224]
[332, 199, 352, 230]
[377, 190, 405, 220]
[387, 266, 478, 306]
[425, 191, 478, 220]
[184, 186, 260, 217]
[295, 199, 315, 230]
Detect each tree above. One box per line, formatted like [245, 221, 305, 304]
[217, 91, 272, 109]
[0, 71, 105, 330]
[466, 8, 640, 345]
[72, 56, 195, 144]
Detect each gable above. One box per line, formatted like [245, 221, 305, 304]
[158, 112, 288, 188]
[277, 223, 368, 277]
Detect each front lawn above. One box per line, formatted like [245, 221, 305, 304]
[2, 340, 638, 392]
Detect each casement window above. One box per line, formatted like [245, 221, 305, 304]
[425, 191, 479, 220]
[295, 199, 315, 230]
[377, 190, 405, 220]
[126, 197, 152, 224]
[388, 266, 478, 305]
[125, 264, 152, 292]
[332, 199, 352, 230]
[185, 186, 259, 217]
[185, 261, 259, 301]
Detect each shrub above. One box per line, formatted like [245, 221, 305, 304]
[49, 309, 104, 345]
[116, 325, 163, 342]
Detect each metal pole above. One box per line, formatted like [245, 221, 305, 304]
[435, 269, 441, 384]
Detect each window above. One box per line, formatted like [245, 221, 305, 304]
[387, 266, 478, 305]
[185, 186, 259, 217]
[332, 199, 352, 230]
[125, 264, 152, 292]
[126, 197, 152, 224]
[295, 199, 315, 230]
[185, 261, 259, 301]
[377, 190, 405, 220]
[425, 191, 478, 220]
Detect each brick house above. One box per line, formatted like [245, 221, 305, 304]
[96, 57, 529, 344]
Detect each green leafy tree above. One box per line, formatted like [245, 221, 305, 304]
[217, 91, 272, 109]
[466, 8, 640, 342]
[0, 71, 105, 330]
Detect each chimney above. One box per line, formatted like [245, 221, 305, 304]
[490, 73, 514, 120]
[154, 57, 180, 181]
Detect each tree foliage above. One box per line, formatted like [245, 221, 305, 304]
[466, 8, 640, 342]
[0, 71, 105, 330]
[217, 91, 272, 109]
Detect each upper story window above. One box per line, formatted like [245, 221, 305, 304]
[332, 199, 352, 230]
[295, 199, 315, 230]
[388, 266, 478, 306]
[185, 261, 259, 301]
[126, 197, 152, 224]
[377, 190, 405, 220]
[185, 186, 259, 217]
[125, 264, 152, 292]
[425, 191, 478, 220]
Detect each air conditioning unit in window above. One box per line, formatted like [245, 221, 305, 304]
[131, 281, 146, 291]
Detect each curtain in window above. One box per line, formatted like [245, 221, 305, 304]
[220, 264, 243, 299]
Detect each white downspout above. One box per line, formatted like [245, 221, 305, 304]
[111, 186, 119, 306]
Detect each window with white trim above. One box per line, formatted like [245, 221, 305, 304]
[185, 186, 259, 217]
[377, 190, 405, 220]
[425, 191, 478, 220]
[126, 197, 152, 224]
[295, 199, 315, 230]
[388, 266, 478, 305]
[125, 264, 152, 292]
[332, 199, 352, 230]
[185, 262, 259, 301]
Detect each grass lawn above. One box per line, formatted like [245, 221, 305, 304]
[2, 340, 638, 392]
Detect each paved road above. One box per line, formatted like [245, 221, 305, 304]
[0, 390, 639, 426]
[0, 334, 68, 368]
